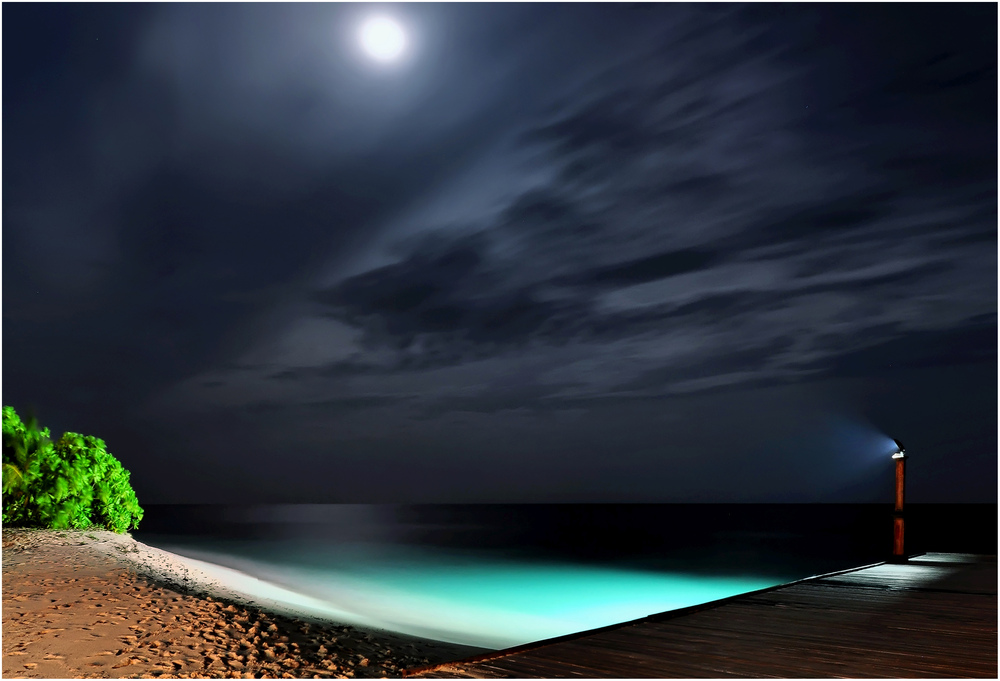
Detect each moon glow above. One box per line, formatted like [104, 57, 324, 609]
[359, 16, 407, 62]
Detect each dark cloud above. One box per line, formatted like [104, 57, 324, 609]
[879, 152, 997, 192]
[577, 249, 722, 287]
[935, 229, 997, 247]
[790, 262, 957, 294]
[499, 189, 602, 248]
[618, 335, 798, 392]
[300, 395, 411, 412]
[823, 323, 998, 378]
[740, 191, 898, 246]
[661, 292, 775, 321]
[314, 232, 590, 362]
[412, 383, 584, 419]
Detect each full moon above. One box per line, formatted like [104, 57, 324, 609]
[359, 16, 407, 62]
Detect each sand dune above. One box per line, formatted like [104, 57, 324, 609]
[1, 529, 484, 679]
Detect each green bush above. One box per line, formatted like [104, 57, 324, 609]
[2, 406, 52, 522]
[2, 406, 143, 533]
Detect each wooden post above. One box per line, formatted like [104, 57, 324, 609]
[892, 454, 906, 560]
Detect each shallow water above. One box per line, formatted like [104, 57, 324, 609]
[133, 504, 990, 649]
[136, 536, 785, 648]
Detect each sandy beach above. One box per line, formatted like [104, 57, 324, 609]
[1, 529, 485, 679]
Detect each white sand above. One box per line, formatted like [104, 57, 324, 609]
[2, 529, 485, 679]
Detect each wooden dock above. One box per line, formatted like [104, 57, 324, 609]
[406, 553, 997, 678]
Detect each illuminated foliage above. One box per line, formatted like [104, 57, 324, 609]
[2, 406, 143, 532]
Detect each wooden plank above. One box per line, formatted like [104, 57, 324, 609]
[409, 554, 997, 678]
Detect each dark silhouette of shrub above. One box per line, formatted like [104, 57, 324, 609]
[2, 406, 143, 533]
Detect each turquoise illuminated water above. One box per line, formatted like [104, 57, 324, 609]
[135, 504, 901, 649]
[142, 538, 784, 648]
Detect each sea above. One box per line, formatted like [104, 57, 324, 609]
[133, 503, 996, 650]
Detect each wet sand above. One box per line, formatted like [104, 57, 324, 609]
[1, 529, 486, 679]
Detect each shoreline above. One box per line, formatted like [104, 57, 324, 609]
[1, 528, 487, 679]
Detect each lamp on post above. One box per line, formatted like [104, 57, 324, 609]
[891, 438, 907, 561]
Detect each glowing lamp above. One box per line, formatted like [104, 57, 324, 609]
[891, 438, 906, 459]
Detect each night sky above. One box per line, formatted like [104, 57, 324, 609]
[3, 3, 996, 504]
